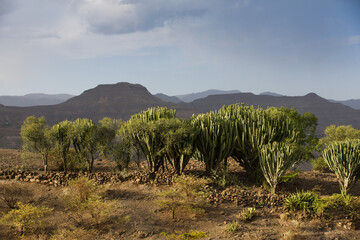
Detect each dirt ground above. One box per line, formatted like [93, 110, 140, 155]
[1, 149, 360, 239]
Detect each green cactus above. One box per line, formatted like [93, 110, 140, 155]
[259, 142, 300, 194]
[220, 104, 302, 181]
[322, 140, 360, 195]
[191, 111, 236, 174]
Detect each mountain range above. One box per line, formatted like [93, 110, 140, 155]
[0, 93, 74, 107]
[1, 82, 360, 148]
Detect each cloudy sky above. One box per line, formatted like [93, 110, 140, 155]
[0, 0, 359, 100]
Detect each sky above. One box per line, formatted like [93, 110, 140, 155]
[0, 0, 359, 100]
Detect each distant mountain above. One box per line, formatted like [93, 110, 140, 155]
[260, 92, 284, 97]
[176, 89, 241, 103]
[155, 93, 183, 104]
[0, 93, 73, 107]
[328, 99, 360, 110]
[1, 82, 360, 149]
[188, 92, 360, 135]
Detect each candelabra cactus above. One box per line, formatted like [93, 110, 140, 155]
[191, 111, 236, 174]
[322, 140, 360, 195]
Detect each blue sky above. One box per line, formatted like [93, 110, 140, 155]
[0, 0, 359, 100]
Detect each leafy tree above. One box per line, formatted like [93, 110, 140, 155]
[163, 119, 196, 174]
[72, 118, 99, 172]
[314, 125, 360, 172]
[318, 125, 360, 149]
[52, 120, 73, 173]
[123, 107, 179, 173]
[20, 116, 54, 172]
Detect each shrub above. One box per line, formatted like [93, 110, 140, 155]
[0, 202, 52, 235]
[225, 220, 240, 234]
[311, 157, 331, 172]
[62, 177, 117, 226]
[157, 175, 209, 219]
[0, 182, 26, 209]
[240, 207, 256, 221]
[284, 191, 319, 214]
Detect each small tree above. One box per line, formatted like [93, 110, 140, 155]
[123, 107, 178, 173]
[72, 118, 99, 172]
[20, 116, 54, 172]
[52, 120, 72, 173]
[322, 140, 360, 195]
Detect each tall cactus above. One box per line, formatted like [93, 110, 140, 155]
[191, 111, 236, 174]
[322, 140, 360, 195]
[259, 142, 300, 194]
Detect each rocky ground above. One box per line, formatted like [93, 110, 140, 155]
[1, 149, 360, 239]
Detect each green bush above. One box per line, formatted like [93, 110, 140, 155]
[0, 202, 53, 235]
[311, 157, 331, 172]
[225, 220, 240, 233]
[284, 191, 319, 214]
[240, 207, 256, 221]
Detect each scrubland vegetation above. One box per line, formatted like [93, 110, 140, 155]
[1, 105, 360, 239]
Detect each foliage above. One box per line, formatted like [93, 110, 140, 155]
[240, 207, 256, 221]
[124, 107, 194, 173]
[191, 110, 236, 173]
[322, 140, 360, 195]
[161, 230, 207, 240]
[259, 142, 301, 194]
[0, 202, 53, 235]
[62, 177, 116, 226]
[63, 177, 98, 211]
[157, 175, 209, 219]
[52, 120, 73, 173]
[318, 125, 360, 149]
[164, 120, 196, 174]
[72, 118, 99, 172]
[280, 171, 300, 183]
[284, 191, 319, 214]
[220, 104, 317, 181]
[20, 116, 54, 172]
[311, 157, 331, 172]
[225, 220, 240, 233]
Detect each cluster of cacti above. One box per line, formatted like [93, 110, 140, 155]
[322, 140, 360, 195]
[191, 111, 236, 173]
[219, 104, 303, 181]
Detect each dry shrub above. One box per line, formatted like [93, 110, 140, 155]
[0, 181, 31, 209]
[62, 177, 119, 227]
